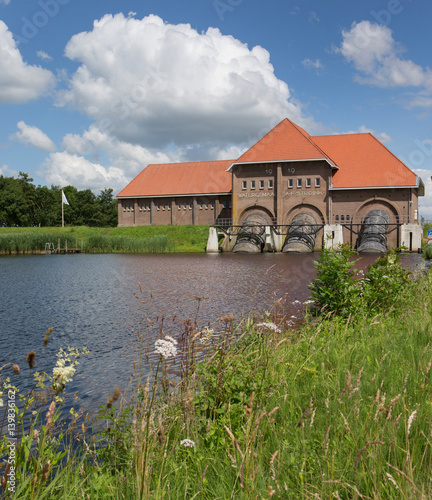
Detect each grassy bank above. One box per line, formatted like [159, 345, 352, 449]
[0, 225, 210, 254]
[1, 249, 432, 498]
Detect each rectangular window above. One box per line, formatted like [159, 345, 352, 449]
[297, 178, 302, 188]
[205, 203, 209, 210]
[259, 180, 264, 190]
[189, 202, 192, 210]
[211, 201, 214, 209]
[315, 177, 321, 188]
[167, 204, 171, 211]
[200, 202, 203, 210]
[242, 180, 247, 190]
[157, 203, 160, 211]
[251, 180, 256, 190]
[346, 215, 350, 221]
[162, 203, 165, 211]
[288, 179, 293, 189]
[178, 203, 181, 210]
[229, 201, 232, 208]
[341, 215, 345, 222]
[306, 178, 311, 188]
[184, 203, 187, 210]
[268, 179, 274, 189]
[223, 201, 227, 209]
[335, 215, 339, 222]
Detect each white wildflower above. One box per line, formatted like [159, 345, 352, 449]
[290, 315, 297, 319]
[0, 395, 3, 407]
[155, 337, 178, 359]
[407, 409, 417, 435]
[180, 439, 195, 448]
[256, 322, 281, 333]
[303, 300, 315, 305]
[292, 300, 301, 305]
[200, 327, 214, 345]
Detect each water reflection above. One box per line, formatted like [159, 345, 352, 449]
[0, 251, 424, 414]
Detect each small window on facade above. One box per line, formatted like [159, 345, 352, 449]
[315, 178, 321, 188]
[157, 203, 160, 211]
[229, 201, 232, 208]
[162, 203, 165, 211]
[211, 201, 214, 209]
[268, 179, 274, 189]
[184, 203, 187, 210]
[251, 180, 256, 190]
[242, 181, 247, 190]
[178, 203, 181, 210]
[167, 204, 171, 211]
[200, 202, 203, 210]
[306, 178, 311, 188]
[259, 180, 264, 189]
[189, 202, 192, 210]
[297, 178, 302, 188]
[346, 215, 350, 221]
[341, 215, 345, 222]
[205, 202, 209, 210]
[288, 179, 293, 189]
[123, 204, 126, 212]
[335, 215, 339, 222]
[223, 201, 227, 209]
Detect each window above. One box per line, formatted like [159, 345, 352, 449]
[268, 179, 274, 189]
[335, 215, 339, 222]
[306, 178, 311, 188]
[297, 178, 302, 188]
[205, 202, 209, 210]
[346, 215, 350, 221]
[184, 203, 187, 210]
[341, 215, 345, 222]
[162, 203, 165, 211]
[222, 201, 227, 209]
[178, 203, 181, 210]
[288, 179, 293, 189]
[259, 180, 264, 189]
[189, 202, 192, 210]
[167, 204, 171, 211]
[211, 201, 214, 209]
[229, 201, 232, 208]
[242, 181, 247, 190]
[200, 202, 203, 210]
[157, 203, 160, 211]
[123, 203, 126, 212]
[315, 178, 321, 188]
[251, 180, 256, 190]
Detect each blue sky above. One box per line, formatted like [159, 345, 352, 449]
[1, 0, 432, 215]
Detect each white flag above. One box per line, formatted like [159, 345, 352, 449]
[62, 190, 69, 205]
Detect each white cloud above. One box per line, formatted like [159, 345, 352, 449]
[309, 11, 320, 24]
[11, 121, 56, 152]
[0, 164, 18, 177]
[39, 125, 180, 191]
[56, 13, 316, 153]
[41, 152, 130, 192]
[0, 21, 55, 103]
[302, 58, 323, 71]
[37, 50, 53, 62]
[0, 0, 11, 5]
[338, 125, 392, 144]
[337, 21, 432, 91]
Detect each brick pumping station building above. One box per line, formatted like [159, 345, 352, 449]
[117, 118, 424, 253]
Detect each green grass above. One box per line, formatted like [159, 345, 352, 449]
[0, 225, 210, 253]
[2, 254, 432, 498]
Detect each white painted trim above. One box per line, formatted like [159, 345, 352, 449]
[329, 185, 418, 191]
[117, 192, 231, 199]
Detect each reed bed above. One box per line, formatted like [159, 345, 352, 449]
[0, 234, 73, 254]
[1, 250, 432, 498]
[85, 234, 173, 253]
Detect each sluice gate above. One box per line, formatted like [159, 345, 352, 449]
[357, 210, 389, 254]
[282, 213, 318, 253]
[232, 214, 267, 253]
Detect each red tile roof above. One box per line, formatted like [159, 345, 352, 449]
[117, 159, 233, 198]
[232, 118, 332, 165]
[312, 133, 418, 188]
[117, 119, 421, 198]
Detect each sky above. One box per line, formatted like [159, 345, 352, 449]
[1, 0, 432, 216]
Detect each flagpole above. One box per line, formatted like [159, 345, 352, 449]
[62, 189, 64, 228]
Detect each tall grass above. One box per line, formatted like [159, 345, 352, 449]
[0, 234, 75, 254]
[1, 252, 431, 498]
[85, 234, 173, 253]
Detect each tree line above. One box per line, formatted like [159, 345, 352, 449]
[0, 172, 118, 227]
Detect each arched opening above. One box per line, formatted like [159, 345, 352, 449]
[283, 204, 324, 253]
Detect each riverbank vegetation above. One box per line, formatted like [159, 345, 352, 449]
[0, 225, 210, 254]
[1, 248, 432, 498]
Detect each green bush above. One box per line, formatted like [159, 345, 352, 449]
[309, 246, 412, 317]
[423, 244, 432, 259]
